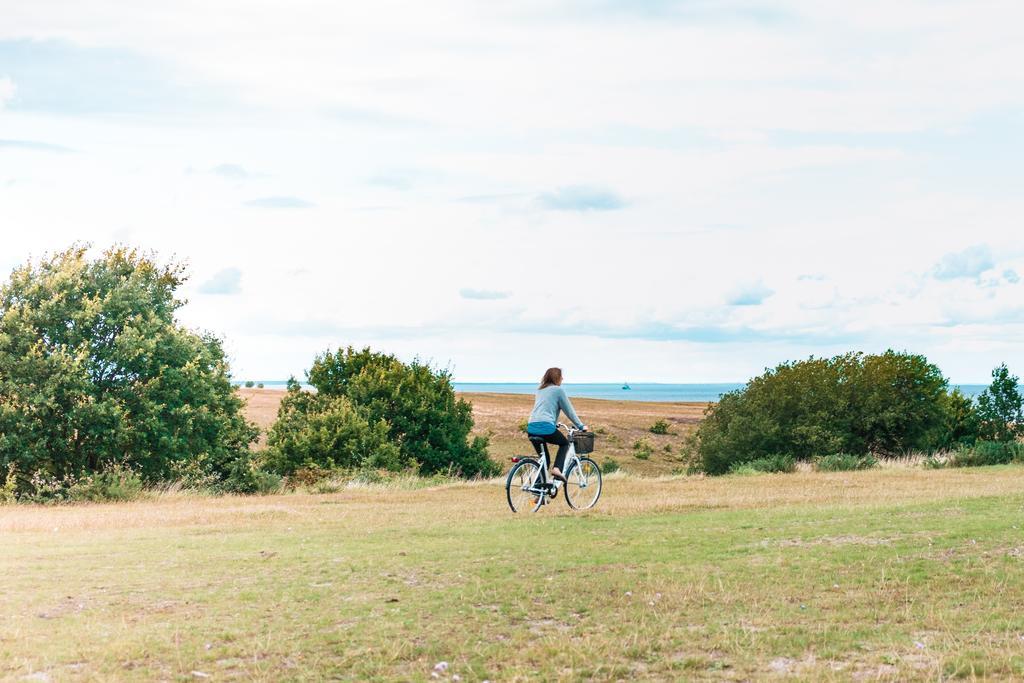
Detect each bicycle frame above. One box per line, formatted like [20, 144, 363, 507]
[521, 423, 588, 494]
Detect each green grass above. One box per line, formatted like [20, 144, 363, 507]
[3, 468, 1024, 680]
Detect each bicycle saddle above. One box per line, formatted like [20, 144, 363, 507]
[527, 435, 547, 444]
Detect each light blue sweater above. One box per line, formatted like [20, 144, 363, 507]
[527, 385, 584, 435]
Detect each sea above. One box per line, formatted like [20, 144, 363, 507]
[239, 381, 994, 403]
[454, 383, 745, 402]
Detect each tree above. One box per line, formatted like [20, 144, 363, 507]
[0, 246, 257, 486]
[265, 379, 404, 474]
[976, 364, 1023, 442]
[939, 387, 981, 449]
[306, 347, 497, 476]
[850, 350, 951, 454]
[694, 350, 955, 474]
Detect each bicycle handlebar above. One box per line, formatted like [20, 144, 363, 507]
[557, 422, 586, 436]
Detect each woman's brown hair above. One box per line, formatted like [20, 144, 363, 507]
[539, 367, 563, 389]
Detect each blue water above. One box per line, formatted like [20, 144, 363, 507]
[452, 382, 744, 402]
[239, 381, 995, 403]
[955, 385, 993, 399]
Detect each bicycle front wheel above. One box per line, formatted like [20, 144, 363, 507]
[564, 457, 602, 510]
[506, 458, 544, 513]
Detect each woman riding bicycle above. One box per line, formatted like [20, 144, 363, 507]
[526, 368, 587, 482]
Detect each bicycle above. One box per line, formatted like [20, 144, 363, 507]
[505, 422, 603, 512]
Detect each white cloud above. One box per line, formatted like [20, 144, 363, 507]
[933, 245, 995, 280]
[727, 282, 774, 307]
[0, 76, 15, 108]
[0, 138, 74, 153]
[5, 1, 1024, 133]
[1, 1, 1023, 382]
[211, 163, 251, 179]
[244, 196, 315, 209]
[536, 186, 625, 212]
[199, 268, 242, 295]
[460, 288, 511, 301]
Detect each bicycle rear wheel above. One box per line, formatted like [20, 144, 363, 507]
[506, 459, 545, 513]
[564, 457, 602, 510]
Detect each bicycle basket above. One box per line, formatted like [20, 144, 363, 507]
[573, 432, 596, 454]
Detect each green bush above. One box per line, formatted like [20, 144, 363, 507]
[165, 456, 222, 491]
[751, 454, 796, 473]
[266, 380, 405, 475]
[304, 347, 498, 477]
[632, 439, 653, 460]
[350, 467, 386, 485]
[695, 351, 957, 474]
[0, 245, 258, 492]
[649, 419, 672, 435]
[1, 463, 18, 504]
[312, 478, 343, 494]
[288, 464, 332, 487]
[518, 420, 528, 433]
[601, 458, 620, 474]
[244, 381, 255, 388]
[19, 473, 74, 504]
[814, 453, 878, 472]
[220, 456, 283, 495]
[950, 441, 1024, 468]
[68, 461, 144, 502]
[976, 364, 1023, 442]
[13, 460, 170, 503]
[729, 454, 796, 475]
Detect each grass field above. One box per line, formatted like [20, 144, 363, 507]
[240, 388, 707, 476]
[4, 466, 1024, 680]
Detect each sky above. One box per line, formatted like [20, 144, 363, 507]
[1, 0, 1023, 383]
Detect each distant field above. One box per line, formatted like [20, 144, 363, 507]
[239, 388, 707, 475]
[238, 388, 284, 448]
[4, 467, 1024, 680]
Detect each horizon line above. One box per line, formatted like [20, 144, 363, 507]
[233, 379, 1002, 386]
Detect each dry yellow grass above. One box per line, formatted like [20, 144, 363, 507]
[464, 392, 706, 475]
[238, 387, 284, 447]
[4, 466, 1022, 535]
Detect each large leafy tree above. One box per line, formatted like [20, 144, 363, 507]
[0, 246, 257, 484]
[976, 364, 1023, 442]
